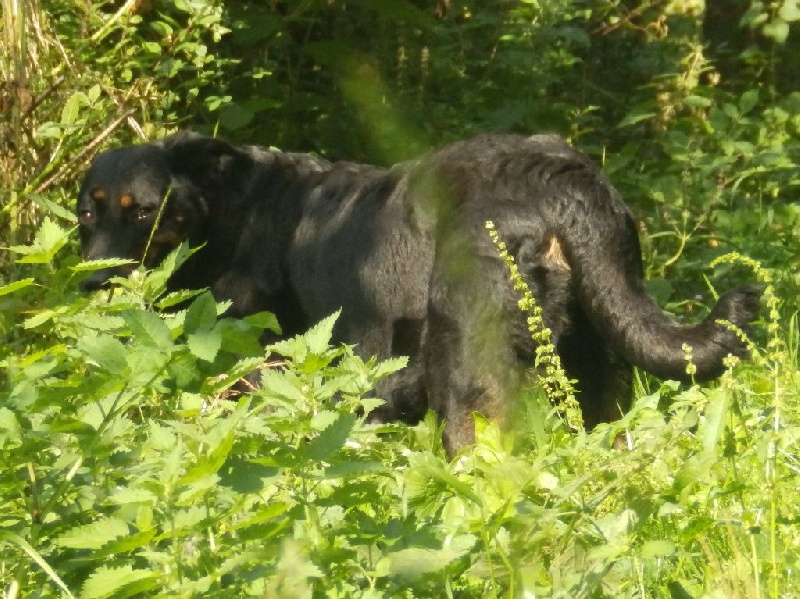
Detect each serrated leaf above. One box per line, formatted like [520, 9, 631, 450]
[124, 345, 171, 386]
[81, 565, 156, 599]
[217, 319, 265, 356]
[141, 242, 196, 301]
[310, 410, 338, 431]
[103, 530, 157, 554]
[701, 389, 728, 454]
[182, 427, 237, 483]
[107, 487, 158, 506]
[673, 452, 715, 492]
[408, 454, 481, 503]
[260, 368, 308, 403]
[77, 334, 129, 374]
[123, 310, 173, 350]
[385, 543, 469, 583]
[70, 258, 136, 273]
[202, 356, 264, 394]
[639, 539, 676, 559]
[184, 291, 218, 334]
[23, 309, 57, 329]
[219, 457, 278, 494]
[738, 89, 759, 115]
[62, 313, 126, 333]
[187, 329, 222, 362]
[780, 0, 800, 21]
[0, 407, 21, 438]
[372, 356, 408, 379]
[618, 111, 656, 127]
[763, 18, 790, 43]
[305, 412, 357, 461]
[0, 278, 35, 296]
[11, 218, 71, 263]
[54, 517, 129, 549]
[268, 335, 307, 362]
[155, 287, 207, 310]
[167, 352, 202, 388]
[305, 310, 340, 354]
[60, 91, 83, 125]
[244, 310, 281, 334]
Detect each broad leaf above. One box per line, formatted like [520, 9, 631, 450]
[54, 517, 129, 549]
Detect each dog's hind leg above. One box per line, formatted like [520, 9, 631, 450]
[423, 240, 526, 455]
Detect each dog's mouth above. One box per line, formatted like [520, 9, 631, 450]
[79, 261, 139, 292]
[79, 231, 187, 293]
[79, 268, 116, 292]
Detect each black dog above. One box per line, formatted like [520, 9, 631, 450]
[76, 132, 760, 451]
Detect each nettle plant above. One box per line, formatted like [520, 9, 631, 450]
[0, 220, 412, 596]
[1, 214, 797, 597]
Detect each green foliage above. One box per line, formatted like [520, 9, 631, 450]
[1, 0, 799, 596]
[486, 220, 582, 432]
[2, 235, 798, 596]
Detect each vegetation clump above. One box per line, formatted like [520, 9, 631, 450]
[1, 1, 798, 596]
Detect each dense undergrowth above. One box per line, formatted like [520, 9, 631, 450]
[2, 0, 799, 597]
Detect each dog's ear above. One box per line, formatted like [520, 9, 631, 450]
[159, 131, 252, 192]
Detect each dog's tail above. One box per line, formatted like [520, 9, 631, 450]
[540, 159, 760, 382]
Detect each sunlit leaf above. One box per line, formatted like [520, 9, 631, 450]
[54, 517, 129, 549]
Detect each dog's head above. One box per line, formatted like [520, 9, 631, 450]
[76, 132, 247, 291]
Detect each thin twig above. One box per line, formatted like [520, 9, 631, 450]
[33, 110, 133, 194]
[20, 75, 65, 119]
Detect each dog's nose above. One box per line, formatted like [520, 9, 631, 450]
[80, 269, 114, 292]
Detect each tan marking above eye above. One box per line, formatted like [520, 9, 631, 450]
[90, 188, 108, 201]
[542, 235, 570, 272]
[119, 194, 134, 208]
[174, 213, 185, 224]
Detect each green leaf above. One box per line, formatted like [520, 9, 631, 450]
[384, 538, 473, 583]
[77, 334, 129, 374]
[762, 18, 790, 43]
[124, 345, 171, 386]
[54, 517, 129, 549]
[184, 291, 218, 334]
[0, 532, 75, 598]
[70, 258, 136, 273]
[60, 91, 83, 125]
[10, 218, 71, 263]
[701, 389, 728, 454]
[155, 288, 206, 310]
[23, 308, 58, 329]
[217, 319, 265, 356]
[81, 565, 157, 599]
[0, 407, 21, 440]
[618, 111, 656, 128]
[142, 241, 196, 300]
[244, 310, 281, 334]
[372, 356, 408, 380]
[202, 356, 264, 394]
[0, 277, 35, 296]
[639, 539, 676, 559]
[183, 410, 244, 483]
[305, 310, 340, 354]
[673, 452, 715, 493]
[260, 368, 307, 403]
[739, 89, 759, 115]
[103, 530, 158, 554]
[187, 329, 222, 362]
[779, 0, 800, 22]
[305, 412, 357, 461]
[123, 310, 173, 350]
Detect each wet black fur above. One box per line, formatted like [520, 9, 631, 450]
[77, 132, 760, 452]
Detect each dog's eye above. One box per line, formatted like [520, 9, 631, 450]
[78, 209, 95, 225]
[135, 207, 155, 220]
